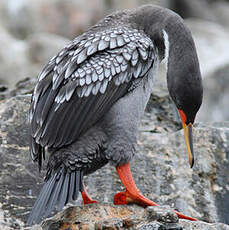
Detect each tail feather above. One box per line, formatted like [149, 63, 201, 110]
[67, 171, 76, 204]
[32, 173, 57, 221]
[57, 171, 70, 211]
[45, 168, 65, 215]
[73, 171, 82, 200]
[27, 167, 83, 226]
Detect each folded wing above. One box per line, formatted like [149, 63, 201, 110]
[29, 26, 156, 169]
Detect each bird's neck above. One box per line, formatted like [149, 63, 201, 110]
[133, 6, 199, 78]
[131, 5, 195, 62]
[163, 17, 197, 68]
[130, 5, 201, 109]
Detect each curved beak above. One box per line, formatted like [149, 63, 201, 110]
[182, 122, 194, 168]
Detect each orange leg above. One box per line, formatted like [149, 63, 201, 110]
[81, 183, 98, 205]
[114, 162, 197, 221]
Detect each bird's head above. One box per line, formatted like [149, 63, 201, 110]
[166, 25, 203, 168]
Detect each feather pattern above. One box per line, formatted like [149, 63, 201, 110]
[29, 25, 155, 167]
[26, 167, 83, 225]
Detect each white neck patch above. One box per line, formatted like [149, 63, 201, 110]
[162, 29, 169, 72]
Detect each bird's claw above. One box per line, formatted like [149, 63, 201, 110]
[84, 199, 98, 205]
[113, 190, 197, 221]
[113, 191, 134, 205]
[113, 190, 152, 206]
[81, 188, 98, 205]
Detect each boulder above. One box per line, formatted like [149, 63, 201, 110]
[0, 0, 105, 39]
[0, 29, 70, 88]
[213, 1, 229, 29]
[29, 204, 229, 230]
[0, 26, 34, 87]
[0, 88, 228, 229]
[169, 0, 218, 22]
[185, 19, 229, 78]
[198, 64, 229, 122]
[27, 33, 70, 66]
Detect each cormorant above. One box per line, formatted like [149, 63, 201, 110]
[27, 5, 203, 225]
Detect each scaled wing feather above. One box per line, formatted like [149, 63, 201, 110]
[29, 26, 155, 167]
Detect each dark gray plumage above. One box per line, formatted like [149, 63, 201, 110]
[27, 5, 203, 225]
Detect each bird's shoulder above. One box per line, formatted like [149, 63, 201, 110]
[31, 24, 155, 110]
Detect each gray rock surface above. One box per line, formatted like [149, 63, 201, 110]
[199, 64, 229, 122]
[0, 86, 228, 229]
[0, 28, 70, 87]
[185, 19, 229, 78]
[213, 1, 229, 29]
[27, 33, 70, 66]
[0, 95, 44, 230]
[1, 0, 229, 123]
[0, 0, 105, 39]
[169, 0, 229, 32]
[0, 26, 33, 87]
[0, 1, 229, 228]
[27, 204, 229, 230]
[169, 0, 218, 22]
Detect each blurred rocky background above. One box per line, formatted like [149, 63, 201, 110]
[1, 0, 229, 121]
[0, 0, 229, 229]
[0, 0, 229, 122]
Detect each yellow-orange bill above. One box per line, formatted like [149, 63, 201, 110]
[182, 122, 194, 168]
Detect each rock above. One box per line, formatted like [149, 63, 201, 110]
[0, 26, 34, 87]
[146, 206, 179, 223]
[0, 28, 70, 88]
[27, 33, 70, 65]
[0, 0, 105, 39]
[185, 19, 229, 78]
[180, 220, 229, 230]
[0, 0, 170, 40]
[198, 64, 229, 122]
[0, 78, 37, 102]
[9, 78, 37, 98]
[26, 204, 229, 230]
[0, 95, 45, 229]
[213, 1, 229, 29]
[183, 19, 229, 122]
[169, 0, 218, 22]
[0, 90, 229, 229]
[169, 0, 229, 31]
[0, 84, 9, 101]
